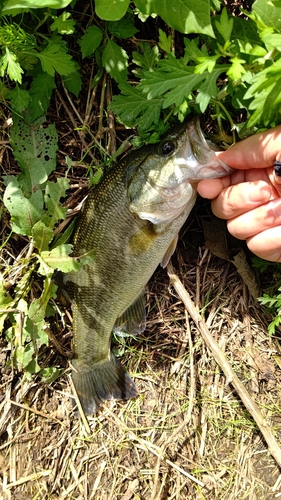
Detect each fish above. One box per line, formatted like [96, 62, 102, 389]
[63, 118, 234, 415]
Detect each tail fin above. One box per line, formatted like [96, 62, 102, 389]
[71, 354, 137, 415]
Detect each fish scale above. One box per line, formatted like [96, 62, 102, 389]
[63, 118, 234, 415]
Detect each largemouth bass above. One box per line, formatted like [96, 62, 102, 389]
[64, 118, 233, 415]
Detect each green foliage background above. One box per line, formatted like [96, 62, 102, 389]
[1, 0, 281, 379]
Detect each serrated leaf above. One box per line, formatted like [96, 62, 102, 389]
[108, 19, 139, 39]
[8, 86, 31, 113]
[139, 56, 207, 108]
[3, 178, 45, 236]
[102, 39, 128, 83]
[44, 177, 70, 228]
[32, 221, 53, 252]
[1, 48, 23, 83]
[132, 42, 159, 78]
[214, 8, 233, 42]
[37, 38, 76, 76]
[95, 0, 130, 20]
[109, 83, 164, 132]
[227, 56, 247, 81]
[196, 69, 222, 111]
[153, 0, 214, 36]
[26, 71, 56, 123]
[183, 38, 206, 63]
[50, 12, 75, 34]
[10, 114, 58, 182]
[194, 55, 221, 74]
[79, 26, 103, 59]
[158, 29, 172, 54]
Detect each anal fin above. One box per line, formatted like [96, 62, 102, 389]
[161, 235, 178, 268]
[114, 289, 146, 337]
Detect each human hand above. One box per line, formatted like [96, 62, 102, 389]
[197, 126, 281, 261]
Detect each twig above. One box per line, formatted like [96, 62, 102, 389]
[7, 400, 65, 426]
[56, 89, 96, 161]
[167, 261, 281, 469]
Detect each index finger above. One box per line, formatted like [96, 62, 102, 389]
[216, 125, 281, 170]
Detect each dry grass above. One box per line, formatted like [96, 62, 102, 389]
[1, 240, 281, 499]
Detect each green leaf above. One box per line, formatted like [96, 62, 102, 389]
[26, 72, 56, 123]
[0, 277, 13, 333]
[50, 12, 75, 35]
[61, 64, 82, 98]
[28, 280, 57, 323]
[134, 0, 156, 16]
[231, 17, 263, 50]
[8, 86, 31, 113]
[16, 153, 48, 194]
[10, 115, 58, 183]
[79, 26, 103, 59]
[32, 221, 53, 252]
[37, 38, 76, 76]
[194, 54, 221, 74]
[3, 178, 45, 236]
[108, 19, 139, 39]
[183, 38, 208, 63]
[109, 83, 164, 132]
[214, 7, 233, 42]
[227, 56, 247, 81]
[40, 244, 94, 272]
[39, 366, 64, 383]
[196, 69, 222, 111]
[102, 39, 128, 83]
[3, 0, 72, 10]
[132, 42, 159, 77]
[261, 32, 281, 51]
[95, 0, 130, 20]
[158, 28, 173, 54]
[44, 177, 70, 228]
[139, 56, 206, 108]
[1, 47, 23, 83]
[252, 0, 281, 31]
[153, 0, 214, 36]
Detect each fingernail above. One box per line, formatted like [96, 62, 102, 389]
[274, 161, 281, 176]
[268, 198, 281, 216]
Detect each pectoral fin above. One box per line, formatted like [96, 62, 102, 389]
[128, 224, 157, 256]
[114, 289, 146, 337]
[161, 235, 178, 268]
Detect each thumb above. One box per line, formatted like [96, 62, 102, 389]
[216, 125, 281, 170]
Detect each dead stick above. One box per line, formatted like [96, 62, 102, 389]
[167, 261, 281, 469]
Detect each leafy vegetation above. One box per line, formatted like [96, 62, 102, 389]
[1, 0, 281, 380]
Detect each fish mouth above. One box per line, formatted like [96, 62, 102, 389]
[178, 118, 235, 181]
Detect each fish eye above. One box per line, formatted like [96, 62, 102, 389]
[160, 140, 175, 156]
